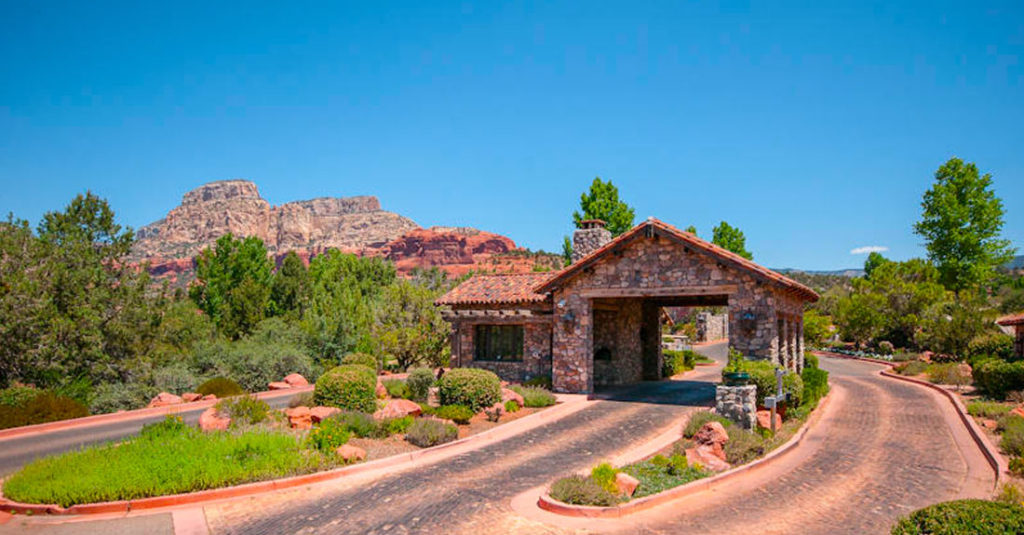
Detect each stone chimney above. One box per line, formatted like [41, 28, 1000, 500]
[572, 219, 612, 263]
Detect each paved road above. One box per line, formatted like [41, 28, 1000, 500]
[205, 352, 993, 535]
[0, 394, 302, 476]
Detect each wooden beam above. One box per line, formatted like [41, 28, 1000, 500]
[579, 284, 739, 299]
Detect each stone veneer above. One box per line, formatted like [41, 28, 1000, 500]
[572, 225, 612, 263]
[696, 311, 728, 342]
[716, 384, 757, 430]
[445, 304, 552, 384]
[592, 299, 644, 386]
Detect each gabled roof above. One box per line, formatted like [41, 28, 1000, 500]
[998, 312, 1024, 327]
[534, 217, 819, 302]
[435, 272, 552, 306]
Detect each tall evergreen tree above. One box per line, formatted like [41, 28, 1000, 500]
[190, 234, 274, 339]
[712, 221, 753, 260]
[270, 251, 310, 318]
[572, 177, 635, 236]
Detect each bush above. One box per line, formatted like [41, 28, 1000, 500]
[928, 363, 970, 388]
[974, 360, 1024, 399]
[152, 364, 198, 395]
[969, 332, 1016, 361]
[1001, 416, 1024, 457]
[801, 366, 829, 408]
[0, 384, 39, 407]
[0, 392, 89, 431]
[89, 382, 157, 414]
[504, 400, 520, 413]
[384, 415, 414, 435]
[890, 499, 1024, 535]
[382, 379, 411, 400]
[510, 386, 557, 408]
[1010, 457, 1024, 477]
[877, 341, 895, 355]
[331, 411, 382, 439]
[437, 368, 501, 413]
[434, 404, 474, 425]
[305, 418, 351, 453]
[196, 377, 245, 398]
[590, 463, 619, 493]
[804, 352, 820, 369]
[997, 483, 1024, 506]
[896, 361, 929, 377]
[548, 475, 617, 506]
[314, 365, 378, 413]
[966, 401, 1012, 420]
[724, 427, 770, 465]
[405, 418, 458, 447]
[726, 358, 803, 407]
[215, 395, 270, 426]
[341, 352, 378, 371]
[406, 368, 435, 402]
[524, 375, 553, 389]
[683, 411, 733, 438]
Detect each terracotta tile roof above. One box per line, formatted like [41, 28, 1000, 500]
[435, 272, 553, 306]
[998, 313, 1024, 327]
[534, 217, 820, 302]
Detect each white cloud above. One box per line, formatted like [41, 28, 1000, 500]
[850, 245, 889, 255]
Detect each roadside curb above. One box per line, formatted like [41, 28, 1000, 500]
[535, 388, 835, 518]
[0, 394, 592, 517]
[0, 386, 313, 442]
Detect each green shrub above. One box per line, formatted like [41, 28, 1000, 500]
[306, 418, 351, 453]
[620, 457, 708, 499]
[875, 340, 894, 355]
[524, 375, 553, 389]
[683, 411, 733, 438]
[406, 368, 435, 402]
[966, 401, 1012, 419]
[549, 475, 617, 506]
[969, 332, 1016, 361]
[341, 352, 378, 371]
[196, 377, 244, 398]
[726, 358, 803, 407]
[2, 422, 337, 507]
[89, 382, 157, 414]
[385, 415, 414, 435]
[896, 361, 929, 377]
[0, 392, 89, 430]
[382, 379, 411, 400]
[314, 365, 377, 413]
[590, 463, 619, 493]
[928, 363, 970, 387]
[804, 352, 820, 369]
[434, 404, 474, 424]
[997, 483, 1024, 506]
[152, 364, 198, 395]
[504, 400, 520, 413]
[668, 453, 689, 475]
[974, 360, 1024, 400]
[1010, 457, 1024, 477]
[140, 415, 189, 440]
[215, 395, 270, 426]
[510, 386, 557, 408]
[0, 384, 39, 408]
[1001, 415, 1024, 457]
[405, 418, 458, 447]
[662, 349, 694, 377]
[890, 499, 1024, 535]
[331, 411, 382, 439]
[801, 366, 829, 408]
[437, 368, 501, 412]
[724, 427, 770, 465]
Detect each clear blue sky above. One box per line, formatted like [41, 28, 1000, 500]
[1, 1, 1021, 270]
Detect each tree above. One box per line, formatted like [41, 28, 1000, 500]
[572, 177, 635, 236]
[684, 225, 698, 235]
[372, 279, 449, 370]
[802, 309, 832, 346]
[914, 297, 988, 358]
[270, 251, 310, 318]
[835, 292, 886, 349]
[561, 236, 572, 266]
[863, 252, 890, 279]
[914, 158, 1016, 295]
[189, 234, 274, 339]
[712, 221, 753, 260]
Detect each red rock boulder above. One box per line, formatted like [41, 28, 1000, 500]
[268, 381, 292, 391]
[686, 445, 731, 472]
[148, 392, 183, 408]
[181, 392, 202, 403]
[615, 472, 640, 497]
[1011, 406, 1024, 420]
[756, 410, 782, 431]
[694, 421, 729, 447]
[375, 381, 388, 399]
[283, 373, 309, 387]
[335, 444, 367, 463]
[202, 394, 217, 401]
[285, 406, 312, 429]
[501, 388, 525, 408]
[199, 407, 231, 432]
[373, 399, 423, 420]
[310, 406, 341, 423]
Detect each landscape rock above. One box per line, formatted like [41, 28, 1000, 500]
[756, 410, 782, 431]
[310, 406, 341, 423]
[268, 381, 292, 391]
[1011, 406, 1024, 420]
[920, 351, 934, 363]
[686, 445, 731, 472]
[335, 444, 367, 463]
[694, 421, 730, 448]
[615, 472, 640, 497]
[181, 392, 202, 403]
[148, 392, 184, 408]
[286, 406, 312, 429]
[501, 388, 525, 408]
[979, 418, 999, 431]
[376, 381, 388, 399]
[283, 373, 309, 387]
[373, 399, 422, 420]
[199, 407, 231, 432]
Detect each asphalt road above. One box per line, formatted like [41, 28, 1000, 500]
[0, 393, 301, 476]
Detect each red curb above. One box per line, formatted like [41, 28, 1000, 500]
[0, 395, 592, 517]
[537, 388, 836, 518]
[0, 386, 313, 442]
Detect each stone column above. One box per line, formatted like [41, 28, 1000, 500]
[716, 385, 757, 430]
[552, 292, 593, 393]
[779, 317, 789, 369]
[796, 319, 805, 372]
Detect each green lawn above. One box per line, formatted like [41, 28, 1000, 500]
[2, 417, 339, 507]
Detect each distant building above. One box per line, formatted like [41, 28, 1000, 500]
[997, 313, 1024, 359]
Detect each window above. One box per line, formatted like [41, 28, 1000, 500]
[474, 325, 524, 361]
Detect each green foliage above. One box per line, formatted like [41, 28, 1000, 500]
[405, 418, 458, 447]
[620, 457, 709, 499]
[561, 235, 573, 266]
[724, 426, 772, 465]
[89, 382, 157, 414]
[973, 360, 1024, 399]
[890, 499, 1024, 535]
[2, 419, 338, 507]
[683, 411, 733, 438]
[382, 379, 411, 399]
[1009, 457, 1024, 477]
[549, 475, 618, 506]
[996, 483, 1024, 506]
[0, 384, 40, 407]
[927, 363, 971, 388]
[801, 366, 829, 408]
[437, 368, 501, 412]
[504, 400, 520, 413]
[572, 177, 635, 237]
[314, 365, 377, 413]
[968, 332, 1016, 361]
[0, 391, 89, 430]
[190, 234, 274, 339]
[914, 158, 1016, 295]
[140, 415, 189, 440]
[725, 358, 803, 407]
[434, 404, 474, 424]
[385, 415, 414, 435]
[877, 341, 895, 355]
[662, 349, 699, 377]
[524, 375, 553, 389]
[215, 395, 270, 426]
[152, 363, 198, 395]
[1001, 416, 1024, 457]
[372, 279, 449, 370]
[509, 385, 557, 407]
[802, 310, 832, 347]
[864, 251, 891, 279]
[341, 352, 378, 370]
[914, 297, 989, 358]
[590, 463, 619, 493]
[406, 368, 435, 402]
[270, 251, 310, 318]
[305, 418, 351, 453]
[331, 411, 382, 439]
[966, 401, 1012, 419]
[711, 221, 753, 260]
[896, 361, 929, 376]
[196, 377, 245, 398]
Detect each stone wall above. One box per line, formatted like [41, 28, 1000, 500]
[593, 299, 643, 386]
[449, 311, 552, 383]
[696, 312, 728, 342]
[716, 385, 757, 430]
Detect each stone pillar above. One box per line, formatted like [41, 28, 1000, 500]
[1015, 326, 1024, 359]
[779, 317, 789, 369]
[796, 320, 805, 372]
[572, 220, 612, 263]
[716, 384, 757, 430]
[551, 292, 593, 393]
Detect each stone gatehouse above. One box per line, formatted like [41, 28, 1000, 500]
[436, 218, 819, 394]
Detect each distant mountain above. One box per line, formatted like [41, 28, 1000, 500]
[775, 268, 865, 278]
[1008, 255, 1024, 270]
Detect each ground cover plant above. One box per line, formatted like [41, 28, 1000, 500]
[890, 499, 1024, 535]
[405, 418, 458, 447]
[2, 416, 339, 507]
[509, 385, 557, 407]
[548, 453, 710, 506]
